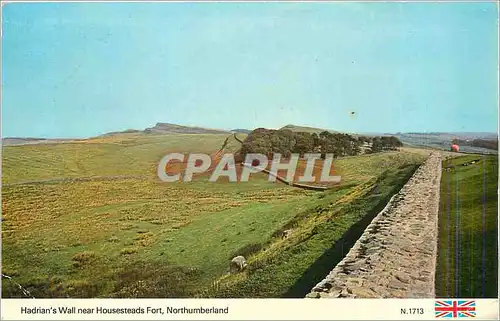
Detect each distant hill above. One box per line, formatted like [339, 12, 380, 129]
[231, 129, 252, 134]
[394, 132, 498, 154]
[6, 124, 496, 152]
[99, 123, 231, 137]
[3, 123, 232, 146]
[453, 138, 498, 151]
[2, 137, 79, 146]
[2, 137, 46, 146]
[144, 122, 230, 135]
[398, 132, 497, 140]
[99, 129, 142, 137]
[448, 132, 498, 140]
[279, 124, 337, 134]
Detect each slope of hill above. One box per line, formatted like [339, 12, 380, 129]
[99, 129, 142, 137]
[144, 122, 230, 134]
[279, 124, 337, 134]
[2, 123, 233, 147]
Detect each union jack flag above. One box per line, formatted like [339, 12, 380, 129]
[435, 300, 476, 318]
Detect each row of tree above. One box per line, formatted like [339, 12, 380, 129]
[239, 128, 403, 158]
[370, 136, 404, 152]
[452, 138, 498, 151]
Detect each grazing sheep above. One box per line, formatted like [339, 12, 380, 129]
[230, 256, 248, 273]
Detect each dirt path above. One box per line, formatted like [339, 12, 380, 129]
[307, 152, 442, 298]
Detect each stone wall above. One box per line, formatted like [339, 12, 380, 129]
[306, 152, 442, 298]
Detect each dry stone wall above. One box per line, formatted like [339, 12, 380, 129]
[306, 152, 442, 298]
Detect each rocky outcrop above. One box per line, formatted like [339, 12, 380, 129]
[306, 152, 442, 298]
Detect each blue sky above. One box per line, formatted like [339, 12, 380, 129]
[2, 2, 498, 138]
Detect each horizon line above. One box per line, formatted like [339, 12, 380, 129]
[1, 121, 498, 140]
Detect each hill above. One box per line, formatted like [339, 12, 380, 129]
[279, 124, 337, 134]
[98, 129, 142, 137]
[2, 123, 233, 147]
[394, 132, 498, 154]
[1, 137, 81, 146]
[144, 122, 230, 135]
[2, 137, 48, 146]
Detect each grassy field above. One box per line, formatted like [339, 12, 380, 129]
[203, 162, 420, 298]
[435, 155, 498, 298]
[2, 133, 427, 298]
[2, 133, 244, 184]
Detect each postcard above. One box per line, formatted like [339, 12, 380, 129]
[1, 1, 498, 320]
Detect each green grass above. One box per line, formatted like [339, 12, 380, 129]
[2, 133, 427, 298]
[200, 163, 420, 298]
[435, 155, 498, 298]
[2, 178, 313, 297]
[2, 133, 244, 184]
